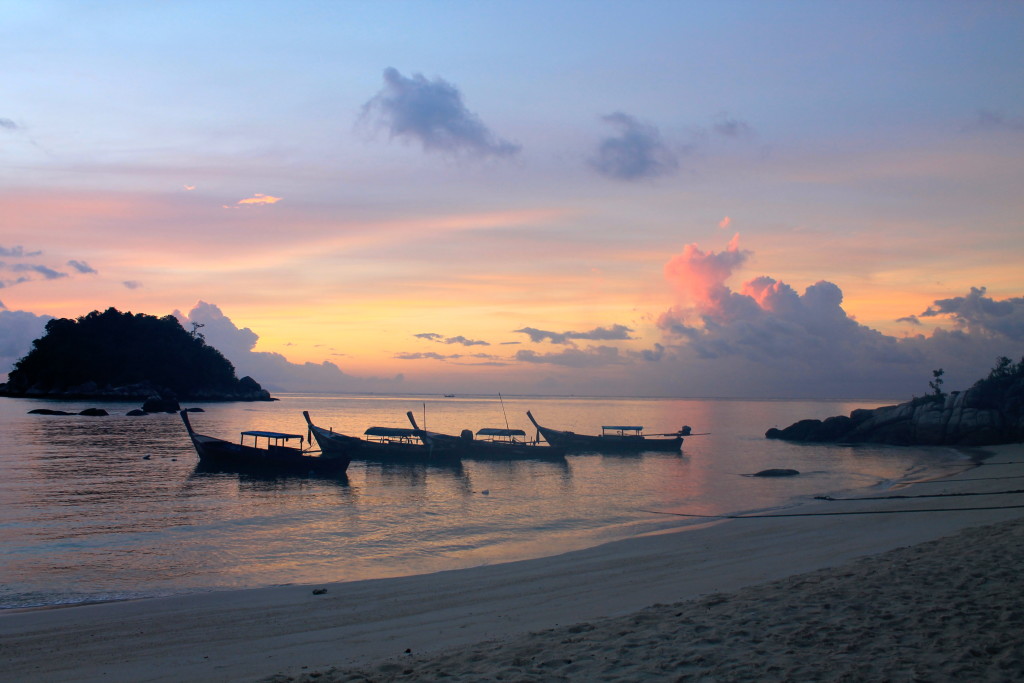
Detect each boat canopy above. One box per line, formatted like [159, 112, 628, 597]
[602, 425, 643, 435]
[241, 430, 304, 439]
[476, 428, 526, 437]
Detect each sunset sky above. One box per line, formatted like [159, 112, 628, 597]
[2, 1, 1022, 398]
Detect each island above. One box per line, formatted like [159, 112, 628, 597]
[0, 307, 272, 403]
[766, 357, 1024, 446]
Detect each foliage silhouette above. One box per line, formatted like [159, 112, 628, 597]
[2, 307, 269, 400]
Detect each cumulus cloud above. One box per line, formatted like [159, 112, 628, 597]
[515, 346, 625, 368]
[415, 332, 490, 346]
[920, 287, 1024, 340]
[590, 112, 678, 181]
[654, 236, 1023, 397]
[176, 302, 396, 393]
[361, 67, 520, 158]
[0, 309, 52, 379]
[514, 324, 634, 345]
[67, 260, 97, 274]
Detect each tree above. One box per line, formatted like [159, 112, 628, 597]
[929, 368, 945, 398]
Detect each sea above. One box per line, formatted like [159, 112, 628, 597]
[0, 393, 970, 610]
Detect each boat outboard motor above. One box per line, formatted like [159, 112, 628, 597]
[461, 429, 474, 441]
[681, 426, 692, 436]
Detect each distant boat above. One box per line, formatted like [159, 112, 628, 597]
[526, 411, 689, 453]
[406, 411, 567, 459]
[180, 410, 350, 474]
[302, 411, 456, 462]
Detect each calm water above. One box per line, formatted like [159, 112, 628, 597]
[0, 394, 968, 609]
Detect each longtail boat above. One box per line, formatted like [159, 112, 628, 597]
[302, 411, 456, 462]
[526, 410, 690, 453]
[406, 411, 566, 460]
[180, 410, 350, 474]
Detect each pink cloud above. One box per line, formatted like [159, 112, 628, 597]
[234, 193, 282, 206]
[663, 233, 749, 314]
[718, 216, 731, 229]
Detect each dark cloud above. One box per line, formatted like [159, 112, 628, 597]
[361, 67, 520, 158]
[920, 287, 1024, 341]
[0, 246, 42, 257]
[416, 332, 490, 346]
[67, 260, 97, 274]
[712, 112, 753, 138]
[515, 346, 625, 368]
[0, 309, 52, 379]
[962, 109, 1024, 134]
[12, 264, 66, 280]
[123, 280, 143, 289]
[514, 324, 634, 345]
[590, 112, 678, 181]
[896, 315, 921, 326]
[0, 118, 17, 131]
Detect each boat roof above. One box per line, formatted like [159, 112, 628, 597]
[602, 425, 643, 431]
[241, 430, 304, 440]
[364, 426, 420, 437]
[476, 428, 526, 437]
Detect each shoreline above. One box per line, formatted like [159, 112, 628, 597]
[2, 443, 1022, 681]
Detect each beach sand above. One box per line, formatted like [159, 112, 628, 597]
[3, 444, 1023, 682]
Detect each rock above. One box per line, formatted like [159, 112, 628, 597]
[78, 408, 109, 416]
[141, 396, 180, 413]
[753, 469, 800, 477]
[126, 409, 148, 416]
[27, 408, 74, 415]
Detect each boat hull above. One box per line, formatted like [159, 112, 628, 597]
[181, 412, 350, 474]
[527, 411, 683, 453]
[304, 412, 456, 462]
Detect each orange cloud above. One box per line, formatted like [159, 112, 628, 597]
[236, 193, 282, 206]
[664, 233, 748, 313]
[718, 216, 731, 229]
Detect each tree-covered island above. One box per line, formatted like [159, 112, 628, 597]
[0, 307, 272, 402]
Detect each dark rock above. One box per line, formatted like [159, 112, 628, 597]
[27, 408, 74, 415]
[753, 469, 800, 477]
[78, 408, 109, 416]
[184, 407, 205, 412]
[141, 396, 180, 413]
[126, 409, 148, 416]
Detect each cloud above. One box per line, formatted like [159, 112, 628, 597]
[12, 264, 66, 280]
[395, 351, 462, 361]
[718, 216, 731, 230]
[712, 112, 753, 138]
[415, 332, 490, 346]
[515, 346, 625, 368]
[0, 246, 42, 258]
[67, 260, 97, 274]
[962, 109, 1024, 134]
[920, 287, 1024, 340]
[176, 302, 397, 392]
[361, 67, 520, 158]
[654, 236, 1024, 397]
[236, 193, 282, 206]
[0, 118, 17, 131]
[590, 112, 678, 181]
[0, 309, 52, 379]
[123, 280, 143, 289]
[514, 324, 634, 345]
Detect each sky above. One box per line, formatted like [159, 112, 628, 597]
[1, 0, 1023, 398]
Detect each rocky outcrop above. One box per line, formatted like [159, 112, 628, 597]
[766, 378, 1024, 446]
[1, 376, 271, 403]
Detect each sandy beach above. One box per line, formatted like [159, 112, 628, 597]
[3, 444, 1023, 682]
